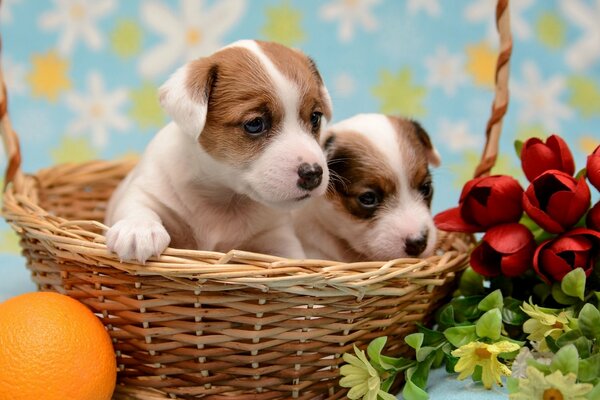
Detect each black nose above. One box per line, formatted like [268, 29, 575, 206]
[297, 163, 323, 191]
[405, 231, 429, 256]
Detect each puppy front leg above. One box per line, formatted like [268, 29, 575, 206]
[246, 223, 306, 260]
[105, 191, 171, 263]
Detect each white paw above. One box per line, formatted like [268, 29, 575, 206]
[106, 219, 171, 263]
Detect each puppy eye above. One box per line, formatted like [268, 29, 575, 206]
[310, 112, 322, 130]
[419, 181, 433, 198]
[243, 117, 266, 136]
[357, 191, 379, 208]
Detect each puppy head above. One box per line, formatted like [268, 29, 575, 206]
[321, 113, 441, 260]
[159, 40, 332, 209]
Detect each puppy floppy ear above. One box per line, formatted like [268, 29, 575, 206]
[411, 121, 441, 167]
[159, 58, 217, 140]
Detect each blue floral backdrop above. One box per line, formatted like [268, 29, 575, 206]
[1, 0, 599, 300]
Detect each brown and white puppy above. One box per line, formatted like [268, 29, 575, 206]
[105, 40, 332, 263]
[295, 113, 441, 261]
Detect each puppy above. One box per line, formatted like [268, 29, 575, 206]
[294, 113, 441, 261]
[105, 40, 332, 263]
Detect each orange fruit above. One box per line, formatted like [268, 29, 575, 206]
[0, 292, 116, 400]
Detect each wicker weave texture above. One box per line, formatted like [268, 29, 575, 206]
[0, 1, 511, 398]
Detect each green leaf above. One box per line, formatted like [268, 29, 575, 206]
[545, 335, 560, 353]
[471, 365, 482, 382]
[438, 305, 456, 327]
[416, 324, 445, 345]
[416, 346, 435, 363]
[368, 337, 390, 370]
[556, 329, 583, 347]
[514, 140, 524, 158]
[575, 168, 587, 180]
[444, 325, 477, 348]
[533, 283, 551, 303]
[405, 333, 424, 352]
[402, 368, 429, 400]
[561, 268, 586, 300]
[458, 267, 485, 296]
[478, 289, 503, 311]
[550, 344, 579, 375]
[475, 309, 502, 340]
[381, 375, 396, 392]
[451, 296, 485, 322]
[552, 283, 579, 305]
[379, 355, 415, 371]
[579, 303, 600, 341]
[502, 297, 528, 326]
[444, 353, 458, 373]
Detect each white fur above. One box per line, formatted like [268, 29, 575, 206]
[296, 113, 439, 261]
[106, 41, 329, 263]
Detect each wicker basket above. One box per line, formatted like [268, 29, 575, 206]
[0, 1, 511, 399]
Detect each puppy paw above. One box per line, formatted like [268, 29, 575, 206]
[106, 219, 171, 263]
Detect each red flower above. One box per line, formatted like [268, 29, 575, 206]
[587, 202, 600, 232]
[435, 175, 524, 233]
[587, 145, 600, 191]
[533, 228, 600, 283]
[521, 135, 575, 182]
[523, 170, 591, 234]
[470, 223, 535, 277]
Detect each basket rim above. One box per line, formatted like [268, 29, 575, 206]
[2, 159, 473, 298]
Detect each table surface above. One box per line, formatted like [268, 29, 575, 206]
[1, 255, 507, 399]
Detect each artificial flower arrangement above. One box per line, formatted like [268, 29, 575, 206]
[340, 135, 600, 400]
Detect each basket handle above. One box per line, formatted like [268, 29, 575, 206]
[0, 1, 511, 189]
[474, 0, 512, 178]
[0, 37, 23, 191]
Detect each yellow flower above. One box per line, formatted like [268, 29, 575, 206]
[27, 51, 71, 101]
[509, 366, 592, 400]
[521, 302, 572, 347]
[339, 346, 396, 400]
[451, 341, 520, 389]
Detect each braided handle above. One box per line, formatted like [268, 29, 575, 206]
[474, 0, 512, 178]
[0, 31, 23, 191]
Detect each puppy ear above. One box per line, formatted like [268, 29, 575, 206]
[159, 58, 217, 140]
[307, 56, 333, 123]
[411, 121, 441, 167]
[321, 131, 336, 158]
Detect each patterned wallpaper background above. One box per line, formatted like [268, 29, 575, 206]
[1, 0, 599, 299]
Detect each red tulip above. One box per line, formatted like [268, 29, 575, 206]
[587, 145, 600, 191]
[435, 175, 524, 233]
[521, 135, 575, 182]
[470, 223, 535, 277]
[523, 170, 591, 234]
[587, 202, 600, 231]
[533, 228, 600, 283]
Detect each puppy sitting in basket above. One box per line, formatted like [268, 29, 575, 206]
[294, 113, 441, 262]
[105, 40, 332, 263]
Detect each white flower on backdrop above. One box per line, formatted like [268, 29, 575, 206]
[139, 0, 246, 78]
[437, 118, 482, 152]
[3, 58, 27, 96]
[0, 0, 22, 24]
[320, 0, 381, 43]
[464, 0, 533, 43]
[425, 47, 467, 97]
[65, 72, 130, 149]
[406, 0, 441, 18]
[38, 0, 115, 55]
[512, 61, 573, 132]
[560, 0, 600, 71]
[333, 72, 356, 98]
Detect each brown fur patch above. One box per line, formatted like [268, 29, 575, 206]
[387, 116, 432, 190]
[258, 41, 332, 129]
[326, 130, 398, 220]
[185, 42, 331, 166]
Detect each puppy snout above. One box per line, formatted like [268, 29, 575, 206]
[297, 162, 323, 191]
[405, 230, 429, 256]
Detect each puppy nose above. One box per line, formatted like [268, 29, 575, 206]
[297, 162, 323, 191]
[405, 231, 429, 257]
